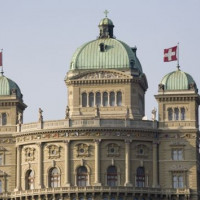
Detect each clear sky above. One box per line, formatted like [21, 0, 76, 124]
[0, 0, 200, 123]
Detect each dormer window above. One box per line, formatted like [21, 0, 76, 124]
[99, 43, 107, 52]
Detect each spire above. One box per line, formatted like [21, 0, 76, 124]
[98, 10, 114, 39]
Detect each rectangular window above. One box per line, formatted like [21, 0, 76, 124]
[173, 175, 184, 188]
[0, 155, 3, 166]
[172, 149, 183, 160]
[0, 180, 2, 193]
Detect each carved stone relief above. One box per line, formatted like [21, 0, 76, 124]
[76, 143, 89, 157]
[24, 147, 35, 162]
[47, 145, 61, 159]
[107, 143, 120, 157]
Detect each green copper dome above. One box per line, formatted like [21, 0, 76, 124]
[70, 17, 143, 73]
[160, 69, 196, 90]
[70, 38, 143, 73]
[0, 74, 22, 98]
[99, 17, 114, 26]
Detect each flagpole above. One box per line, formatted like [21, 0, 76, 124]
[0, 49, 3, 75]
[177, 42, 180, 69]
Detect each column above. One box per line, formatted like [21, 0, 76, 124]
[37, 143, 43, 188]
[16, 145, 22, 191]
[124, 140, 132, 186]
[94, 139, 101, 186]
[64, 140, 70, 186]
[152, 141, 159, 187]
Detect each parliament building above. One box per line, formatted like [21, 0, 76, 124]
[0, 16, 200, 200]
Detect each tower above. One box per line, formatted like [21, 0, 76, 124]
[155, 67, 200, 199]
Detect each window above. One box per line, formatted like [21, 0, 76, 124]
[136, 167, 145, 187]
[89, 92, 94, 107]
[172, 149, 183, 160]
[0, 180, 2, 193]
[82, 93, 87, 107]
[117, 92, 122, 106]
[168, 108, 173, 121]
[103, 92, 108, 107]
[0, 155, 3, 166]
[181, 108, 185, 120]
[110, 92, 115, 106]
[96, 92, 101, 106]
[26, 170, 34, 190]
[0, 113, 7, 126]
[174, 108, 179, 120]
[173, 175, 184, 188]
[77, 166, 88, 187]
[107, 166, 117, 186]
[49, 168, 60, 188]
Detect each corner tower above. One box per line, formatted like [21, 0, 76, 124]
[65, 17, 148, 120]
[155, 68, 199, 128]
[0, 72, 27, 132]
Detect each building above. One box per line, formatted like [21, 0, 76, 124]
[0, 16, 199, 200]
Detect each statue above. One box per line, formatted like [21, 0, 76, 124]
[151, 107, 157, 121]
[38, 108, 43, 122]
[65, 106, 70, 119]
[95, 105, 100, 118]
[18, 112, 23, 125]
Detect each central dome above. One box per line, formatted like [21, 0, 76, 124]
[70, 18, 143, 73]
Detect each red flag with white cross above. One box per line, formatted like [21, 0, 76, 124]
[164, 46, 177, 62]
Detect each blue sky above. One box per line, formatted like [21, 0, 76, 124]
[0, 0, 200, 122]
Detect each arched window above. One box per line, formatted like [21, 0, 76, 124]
[174, 108, 179, 120]
[117, 92, 122, 106]
[181, 108, 185, 120]
[49, 167, 60, 188]
[168, 108, 173, 121]
[77, 166, 88, 187]
[110, 92, 115, 106]
[103, 92, 108, 107]
[82, 93, 87, 107]
[26, 170, 34, 190]
[136, 167, 145, 187]
[89, 92, 94, 107]
[107, 166, 117, 186]
[0, 180, 2, 193]
[0, 113, 7, 126]
[96, 92, 101, 106]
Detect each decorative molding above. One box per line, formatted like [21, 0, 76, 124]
[170, 164, 188, 171]
[46, 144, 61, 159]
[76, 143, 89, 158]
[24, 147, 35, 162]
[107, 143, 120, 157]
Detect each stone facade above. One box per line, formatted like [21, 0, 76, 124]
[0, 16, 199, 200]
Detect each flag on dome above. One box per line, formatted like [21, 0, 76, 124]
[164, 46, 177, 62]
[0, 51, 2, 66]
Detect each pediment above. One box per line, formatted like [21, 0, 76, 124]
[71, 70, 132, 80]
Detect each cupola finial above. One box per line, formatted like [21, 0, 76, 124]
[104, 10, 109, 18]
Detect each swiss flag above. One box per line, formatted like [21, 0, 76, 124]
[0, 52, 2, 66]
[164, 46, 177, 62]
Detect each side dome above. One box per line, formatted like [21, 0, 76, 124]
[0, 74, 22, 98]
[160, 69, 197, 91]
[70, 39, 143, 73]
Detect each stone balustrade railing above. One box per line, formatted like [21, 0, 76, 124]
[19, 119, 157, 132]
[0, 186, 190, 198]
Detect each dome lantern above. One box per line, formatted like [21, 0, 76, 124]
[98, 10, 114, 39]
